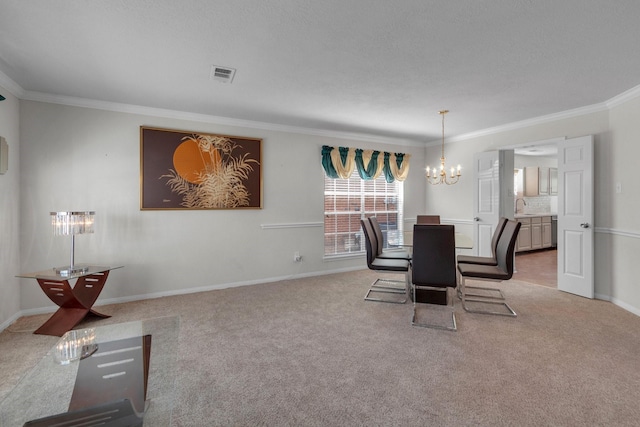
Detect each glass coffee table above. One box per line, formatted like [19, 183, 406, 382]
[0, 316, 179, 426]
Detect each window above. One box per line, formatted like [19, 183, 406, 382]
[324, 169, 404, 257]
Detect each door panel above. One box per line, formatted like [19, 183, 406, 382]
[473, 151, 500, 256]
[473, 150, 514, 257]
[564, 231, 584, 276]
[557, 135, 594, 298]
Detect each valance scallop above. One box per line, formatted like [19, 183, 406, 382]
[321, 145, 410, 183]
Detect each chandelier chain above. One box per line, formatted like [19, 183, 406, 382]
[426, 109, 460, 185]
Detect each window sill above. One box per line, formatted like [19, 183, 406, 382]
[323, 252, 365, 262]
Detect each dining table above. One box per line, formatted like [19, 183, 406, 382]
[388, 230, 473, 250]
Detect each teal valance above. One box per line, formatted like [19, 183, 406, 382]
[321, 145, 410, 182]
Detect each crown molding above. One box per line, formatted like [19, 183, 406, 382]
[4, 68, 640, 147]
[605, 83, 640, 109]
[20, 90, 421, 147]
[0, 70, 25, 98]
[445, 102, 610, 144]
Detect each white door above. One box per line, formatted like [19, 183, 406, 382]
[473, 151, 500, 256]
[557, 135, 594, 298]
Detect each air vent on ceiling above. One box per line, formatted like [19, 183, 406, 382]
[210, 65, 236, 83]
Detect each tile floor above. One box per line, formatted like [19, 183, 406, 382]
[513, 248, 557, 288]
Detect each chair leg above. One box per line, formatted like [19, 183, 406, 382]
[459, 276, 516, 317]
[411, 286, 457, 331]
[455, 270, 505, 300]
[457, 286, 505, 300]
[364, 273, 409, 304]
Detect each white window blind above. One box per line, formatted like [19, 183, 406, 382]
[324, 169, 404, 257]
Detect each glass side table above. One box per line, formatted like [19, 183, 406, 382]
[17, 264, 123, 336]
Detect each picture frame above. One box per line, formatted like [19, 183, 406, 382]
[140, 126, 262, 210]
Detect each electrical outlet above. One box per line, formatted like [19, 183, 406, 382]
[615, 182, 622, 194]
[294, 252, 302, 262]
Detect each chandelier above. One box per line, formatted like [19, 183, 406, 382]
[426, 110, 461, 185]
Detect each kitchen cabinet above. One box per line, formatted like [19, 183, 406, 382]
[524, 167, 539, 196]
[538, 167, 550, 196]
[531, 217, 543, 249]
[542, 218, 552, 247]
[524, 167, 557, 196]
[516, 215, 553, 252]
[550, 168, 558, 195]
[516, 218, 532, 251]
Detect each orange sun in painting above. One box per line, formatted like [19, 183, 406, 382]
[173, 138, 221, 184]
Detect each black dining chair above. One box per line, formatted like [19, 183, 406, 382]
[411, 224, 458, 331]
[457, 219, 521, 316]
[361, 219, 410, 303]
[457, 217, 508, 266]
[416, 215, 441, 224]
[457, 217, 509, 300]
[368, 217, 411, 261]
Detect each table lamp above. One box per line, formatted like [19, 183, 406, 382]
[51, 211, 95, 275]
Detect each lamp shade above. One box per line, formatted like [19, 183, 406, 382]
[51, 211, 95, 236]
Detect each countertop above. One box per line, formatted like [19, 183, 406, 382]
[514, 213, 556, 218]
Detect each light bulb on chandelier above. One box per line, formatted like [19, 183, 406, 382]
[426, 110, 461, 185]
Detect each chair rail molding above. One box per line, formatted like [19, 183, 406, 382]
[594, 227, 640, 239]
[261, 221, 323, 229]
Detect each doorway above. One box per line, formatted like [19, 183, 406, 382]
[495, 136, 594, 296]
[505, 139, 561, 288]
[514, 249, 557, 288]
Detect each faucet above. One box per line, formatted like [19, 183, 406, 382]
[515, 198, 527, 213]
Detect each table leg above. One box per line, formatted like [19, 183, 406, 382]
[35, 271, 111, 336]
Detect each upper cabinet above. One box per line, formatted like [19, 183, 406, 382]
[538, 167, 550, 195]
[550, 168, 558, 195]
[524, 167, 539, 196]
[525, 166, 557, 196]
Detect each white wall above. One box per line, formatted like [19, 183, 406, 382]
[9, 95, 640, 318]
[426, 105, 640, 315]
[604, 96, 640, 312]
[17, 100, 426, 312]
[0, 85, 21, 329]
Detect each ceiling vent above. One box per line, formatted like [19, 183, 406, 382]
[210, 65, 236, 83]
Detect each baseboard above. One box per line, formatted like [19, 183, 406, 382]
[0, 311, 23, 332]
[609, 296, 640, 317]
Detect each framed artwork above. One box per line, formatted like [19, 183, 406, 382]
[140, 126, 262, 210]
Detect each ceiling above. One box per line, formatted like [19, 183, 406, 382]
[1, 0, 640, 144]
[514, 144, 558, 157]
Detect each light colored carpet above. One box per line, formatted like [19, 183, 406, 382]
[2, 270, 640, 426]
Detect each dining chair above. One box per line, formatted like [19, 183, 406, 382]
[457, 217, 508, 266]
[457, 219, 521, 316]
[457, 217, 509, 300]
[368, 217, 411, 260]
[411, 224, 457, 331]
[361, 219, 410, 304]
[416, 215, 441, 224]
